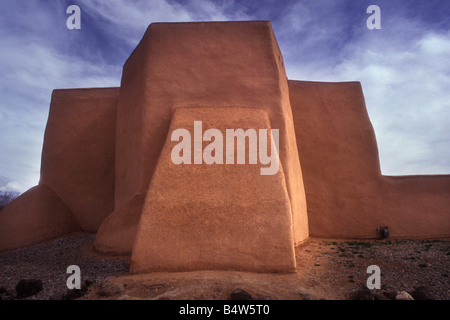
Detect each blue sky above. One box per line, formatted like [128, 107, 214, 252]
[0, 0, 449, 193]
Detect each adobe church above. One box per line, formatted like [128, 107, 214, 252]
[1, 21, 448, 273]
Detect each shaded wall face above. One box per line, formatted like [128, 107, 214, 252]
[0, 184, 80, 253]
[289, 80, 382, 180]
[289, 80, 382, 237]
[40, 88, 119, 231]
[115, 21, 308, 244]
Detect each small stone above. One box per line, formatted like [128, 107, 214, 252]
[64, 280, 91, 300]
[230, 288, 253, 300]
[411, 286, 436, 300]
[297, 293, 314, 300]
[0, 288, 15, 300]
[374, 293, 390, 300]
[352, 286, 373, 300]
[383, 290, 397, 300]
[395, 291, 414, 300]
[83, 279, 95, 288]
[15, 279, 43, 298]
[98, 282, 125, 297]
[0, 287, 14, 300]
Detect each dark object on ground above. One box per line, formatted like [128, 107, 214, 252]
[64, 279, 94, 300]
[352, 286, 373, 300]
[374, 293, 390, 300]
[411, 286, 436, 300]
[15, 279, 43, 298]
[383, 290, 397, 300]
[97, 281, 125, 297]
[230, 288, 253, 300]
[377, 226, 389, 239]
[0, 288, 16, 300]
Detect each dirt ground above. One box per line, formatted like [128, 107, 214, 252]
[1, 234, 449, 300]
[82, 237, 450, 300]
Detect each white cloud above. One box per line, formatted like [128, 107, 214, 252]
[335, 32, 450, 175]
[0, 176, 25, 193]
[0, 3, 122, 193]
[77, 0, 189, 44]
[281, 5, 450, 175]
[0, 181, 24, 193]
[0, 39, 121, 192]
[77, 0, 249, 45]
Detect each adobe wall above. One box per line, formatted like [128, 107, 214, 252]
[289, 80, 450, 238]
[40, 88, 119, 231]
[0, 184, 80, 253]
[0, 88, 119, 253]
[2, 21, 448, 259]
[94, 193, 145, 255]
[114, 21, 309, 245]
[379, 175, 450, 238]
[131, 107, 296, 273]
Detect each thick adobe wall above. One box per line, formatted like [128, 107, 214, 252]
[131, 107, 296, 273]
[289, 80, 450, 238]
[0, 88, 119, 252]
[40, 88, 119, 231]
[289, 80, 382, 237]
[94, 193, 145, 255]
[114, 21, 308, 245]
[378, 175, 450, 238]
[0, 184, 80, 253]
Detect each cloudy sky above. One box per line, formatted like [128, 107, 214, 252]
[0, 0, 449, 193]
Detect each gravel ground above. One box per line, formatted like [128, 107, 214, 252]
[0, 234, 448, 300]
[295, 238, 450, 300]
[0, 233, 129, 300]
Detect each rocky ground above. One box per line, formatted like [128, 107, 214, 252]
[0, 233, 129, 300]
[0, 233, 448, 300]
